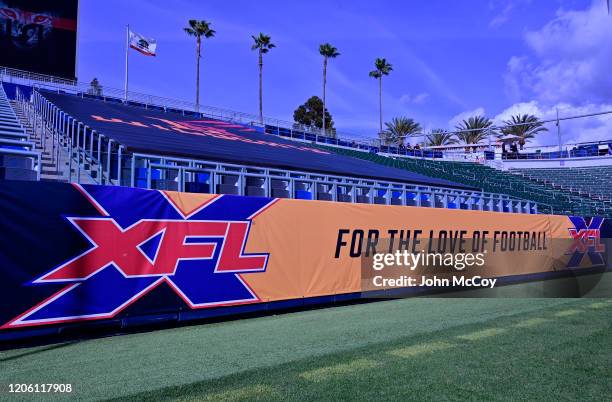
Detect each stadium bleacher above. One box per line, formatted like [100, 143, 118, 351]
[38, 90, 466, 188]
[2, 77, 609, 216]
[4, 87, 539, 214]
[0, 84, 39, 181]
[512, 166, 612, 202]
[319, 145, 612, 217]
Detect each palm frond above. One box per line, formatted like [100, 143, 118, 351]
[319, 43, 340, 58]
[500, 114, 548, 145]
[184, 19, 215, 39]
[426, 129, 458, 146]
[381, 117, 421, 146]
[455, 116, 493, 144]
[252, 33, 275, 53]
[370, 58, 392, 78]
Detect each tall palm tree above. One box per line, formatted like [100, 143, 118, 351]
[381, 117, 421, 147]
[426, 129, 459, 146]
[184, 19, 215, 112]
[500, 114, 548, 149]
[252, 33, 275, 124]
[455, 116, 493, 144]
[319, 43, 340, 134]
[369, 58, 393, 135]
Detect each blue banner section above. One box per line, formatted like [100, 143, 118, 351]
[0, 181, 276, 336]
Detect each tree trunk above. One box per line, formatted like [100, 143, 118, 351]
[195, 37, 201, 112]
[322, 57, 327, 134]
[258, 51, 263, 124]
[378, 76, 383, 135]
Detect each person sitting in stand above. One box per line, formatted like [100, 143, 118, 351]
[510, 142, 518, 159]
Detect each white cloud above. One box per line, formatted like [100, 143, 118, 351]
[505, 2, 612, 105]
[500, 1, 612, 144]
[493, 101, 612, 147]
[399, 92, 429, 105]
[493, 101, 542, 125]
[489, 0, 532, 28]
[448, 107, 486, 129]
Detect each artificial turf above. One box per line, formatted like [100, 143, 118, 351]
[1, 282, 611, 401]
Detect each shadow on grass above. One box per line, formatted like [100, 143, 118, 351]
[0, 340, 79, 363]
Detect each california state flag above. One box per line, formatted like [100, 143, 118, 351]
[129, 30, 157, 56]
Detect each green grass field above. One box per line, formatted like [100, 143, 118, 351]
[1, 277, 612, 401]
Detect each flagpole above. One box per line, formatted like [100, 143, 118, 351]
[124, 24, 129, 102]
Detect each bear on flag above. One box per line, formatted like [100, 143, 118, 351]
[129, 29, 157, 56]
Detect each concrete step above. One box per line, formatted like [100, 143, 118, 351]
[40, 176, 68, 182]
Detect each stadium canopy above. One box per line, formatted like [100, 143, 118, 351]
[41, 91, 476, 190]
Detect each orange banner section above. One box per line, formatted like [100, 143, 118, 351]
[164, 191, 606, 302]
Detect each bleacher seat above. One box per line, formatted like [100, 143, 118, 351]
[512, 166, 612, 207]
[319, 145, 612, 217]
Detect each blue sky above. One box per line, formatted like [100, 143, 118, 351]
[77, 0, 612, 144]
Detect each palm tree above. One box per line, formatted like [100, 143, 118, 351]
[500, 114, 548, 149]
[184, 19, 215, 112]
[455, 116, 493, 145]
[426, 129, 459, 146]
[319, 43, 340, 135]
[382, 117, 421, 147]
[252, 33, 275, 124]
[369, 58, 393, 135]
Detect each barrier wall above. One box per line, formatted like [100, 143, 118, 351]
[0, 181, 609, 341]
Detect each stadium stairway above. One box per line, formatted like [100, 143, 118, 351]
[10, 99, 96, 184]
[319, 146, 612, 218]
[0, 86, 39, 181]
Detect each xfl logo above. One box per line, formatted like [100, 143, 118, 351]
[566, 217, 606, 268]
[3, 184, 276, 328]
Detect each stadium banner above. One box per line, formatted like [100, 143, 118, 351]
[0, 0, 78, 79]
[0, 181, 609, 338]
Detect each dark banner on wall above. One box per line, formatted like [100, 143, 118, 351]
[0, 0, 78, 79]
[0, 181, 609, 341]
